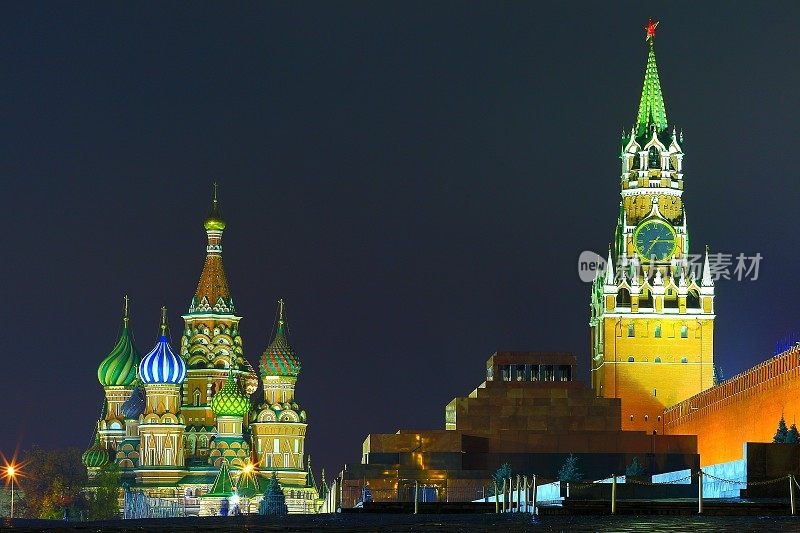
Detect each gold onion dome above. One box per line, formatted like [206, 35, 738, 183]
[211, 371, 250, 417]
[204, 183, 226, 231]
[261, 299, 301, 377]
[97, 296, 140, 387]
[82, 431, 110, 469]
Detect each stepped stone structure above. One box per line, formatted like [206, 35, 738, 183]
[334, 351, 698, 508]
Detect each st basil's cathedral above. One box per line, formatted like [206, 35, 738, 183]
[82, 187, 323, 514]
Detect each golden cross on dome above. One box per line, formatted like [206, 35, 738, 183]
[646, 18, 659, 41]
[123, 294, 130, 325]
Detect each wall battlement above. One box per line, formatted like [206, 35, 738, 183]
[665, 345, 800, 425]
[664, 345, 800, 465]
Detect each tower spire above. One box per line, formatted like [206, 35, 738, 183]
[702, 245, 714, 286]
[160, 306, 168, 336]
[123, 294, 130, 327]
[605, 246, 615, 285]
[636, 19, 668, 136]
[190, 183, 234, 314]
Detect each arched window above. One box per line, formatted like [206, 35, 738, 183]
[681, 325, 688, 338]
[681, 357, 688, 363]
[687, 289, 700, 308]
[617, 288, 631, 307]
[648, 146, 660, 168]
[654, 325, 662, 338]
[654, 357, 662, 363]
[628, 323, 635, 337]
[639, 289, 653, 309]
[628, 356, 635, 362]
[194, 389, 201, 406]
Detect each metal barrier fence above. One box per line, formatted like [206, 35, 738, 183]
[340, 484, 487, 509]
[331, 471, 800, 516]
[123, 488, 186, 519]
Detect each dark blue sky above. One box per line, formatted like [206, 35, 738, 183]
[1, 3, 799, 479]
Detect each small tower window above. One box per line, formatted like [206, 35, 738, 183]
[654, 357, 662, 363]
[645, 415, 649, 421]
[628, 323, 635, 337]
[630, 415, 634, 422]
[648, 146, 660, 168]
[681, 357, 688, 363]
[193, 389, 201, 406]
[653, 388, 657, 397]
[681, 325, 688, 338]
[628, 356, 635, 362]
[654, 325, 662, 338]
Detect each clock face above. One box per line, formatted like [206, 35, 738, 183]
[634, 219, 677, 261]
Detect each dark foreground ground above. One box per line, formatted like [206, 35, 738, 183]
[4, 514, 800, 533]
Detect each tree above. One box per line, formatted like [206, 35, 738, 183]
[787, 424, 800, 444]
[558, 454, 583, 483]
[87, 463, 121, 520]
[774, 415, 789, 443]
[18, 446, 87, 519]
[488, 463, 512, 495]
[625, 456, 645, 477]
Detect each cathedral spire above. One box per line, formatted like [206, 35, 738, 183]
[190, 183, 234, 314]
[635, 19, 668, 137]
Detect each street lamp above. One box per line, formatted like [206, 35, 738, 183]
[6, 465, 16, 519]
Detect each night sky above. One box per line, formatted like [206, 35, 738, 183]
[2, 3, 799, 480]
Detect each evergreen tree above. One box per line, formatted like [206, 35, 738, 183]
[774, 415, 789, 443]
[489, 463, 512, 496]
[87, 464, 121, 520]
[625, 456, 645, 477]
[558, 454, 583, 483]
[787, 423, 800, 444]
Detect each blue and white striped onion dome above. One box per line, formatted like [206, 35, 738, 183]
[139, 334, 186, 384]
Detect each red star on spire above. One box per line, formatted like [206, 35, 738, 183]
[645, 18, 659, 41]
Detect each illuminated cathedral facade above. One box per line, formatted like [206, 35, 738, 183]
[83, 189, 323, 514]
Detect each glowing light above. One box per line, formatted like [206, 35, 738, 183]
[242, 463, 254, 474]
[6, 466, 15, 478]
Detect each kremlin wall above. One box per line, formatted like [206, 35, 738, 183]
[664, 345, 800, 466]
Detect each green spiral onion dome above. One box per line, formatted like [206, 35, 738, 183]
[211, 372, 250, 417]
[82, 431, 111, 469]
[97, 299, 140, 387]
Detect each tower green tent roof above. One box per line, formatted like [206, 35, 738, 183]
[203, 460, 234, 497]
[237, 469, 261, 498]
[635, 30, 668, 136]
